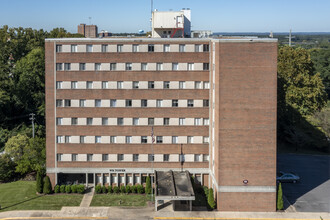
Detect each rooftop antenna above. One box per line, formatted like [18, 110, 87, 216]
[88, 17, 92, 25]
[269, 31, 273, 38]
[285, 29, 295, 46]
[150, 0, 153, 32]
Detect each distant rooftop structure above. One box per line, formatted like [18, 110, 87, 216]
[152, 8, 191, 38]
[191, 30, 213, 38]
[78, 23, 98, 38]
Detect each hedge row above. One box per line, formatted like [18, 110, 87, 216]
[95, 184, 145, 194]
[54, 184, 86, 194]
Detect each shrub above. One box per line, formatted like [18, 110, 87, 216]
[145, 176, 151, 194]
[120, 185, 126, 194]
[207, 188, 216, 209]
[203, 186, 209, 197]
[77, 184, 85, 194]
[65, 185, 71, 193]
[102, 185, 107, 194]
[137, 184, 144, 194]
[43, 176, 52, 194]
[71, 184, 77, 193]
[60, 185, 66, 193]
[36, 172, 43, 193]
[131, 185, 137, 193]
[277, 182, 284, 210]
[108, 186, 113, 194]
[113, 186, 120, 193]
[125, 185, 131, 194]
[95, 185, 102, 194]
[54, 185, 60, 193]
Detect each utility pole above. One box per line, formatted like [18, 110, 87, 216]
[285, 29, 295, 47]
[29, 113, 35, 138]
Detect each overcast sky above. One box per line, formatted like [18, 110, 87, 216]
[1, 0, 329, 33]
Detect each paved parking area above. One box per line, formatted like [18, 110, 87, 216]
[277, 153, 330, 212]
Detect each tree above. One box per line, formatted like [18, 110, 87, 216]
[36, 172, 43, 193]
[0, 153, 17, 182]
[145, 176, 151, 194]
[277, 183, 284, 210]
[310, 48, 330, 97]
[207, 188, 216, 209]
[4, 134, 29, 162]
[43, 175, 52, 194]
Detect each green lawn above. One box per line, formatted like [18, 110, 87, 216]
[0, 181, 83, 212]
[90, 194, 149, 207]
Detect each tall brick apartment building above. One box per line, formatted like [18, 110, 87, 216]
[45, 37, 277, 211]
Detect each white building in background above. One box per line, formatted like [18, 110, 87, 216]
[152, 8, 191, 38]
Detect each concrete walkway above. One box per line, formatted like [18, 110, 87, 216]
[79, 187, 94, 207]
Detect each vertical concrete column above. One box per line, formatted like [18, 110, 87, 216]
[109, 173, 111, 186]
[85, 173, 88, 187]
[201, 174, 204, 185]
[93, 173, 95, 186]
[101, 173, 103, 186]
[124, 173, 126, 186]
[139, 173, 142, 184]
[116, 173, 119, 186]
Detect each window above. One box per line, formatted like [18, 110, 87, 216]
[188, 63, 194, 71]
[163, 118, 169, 125]
[187, 136, 194, 143]
[133, 118, 139, 125]
[72, 154, 77, 161]
[125, 99, 132, 107]
[126, 136, 132, 144]
[163, 154, 170, 162]
[203, 154, 209, 162]
[179, 44, 185, 52]
[148, 81, 154, 89]
[56, 81, 62, 89]
[87, 154, 93, 161]
[117, 118, 123, 125]
[110, 136, 117, 143]
[79, 63, 86, 71]
[195, 81, 202, 89]
[86, 81, 93, 89]
[110, 99, 117, 107]
[71, 44, 77, 52]
[132, 44, 139, 52]
[194, 118, 201, 125]
[187, 99, 194, 107]
[71, 117, 78, 125]
[203, 99, 209, 107]
[203, 63, 209, 70]
[56, 45, 62, 52]
[86, 44, 93, 52]
[117, 81, 123, 89]
[172, 63, 178, 71]
[125, 63, 132, 70]
[56, 63, 63, 71]
[101, 44, 108, 52]
[79, 99, 86, 107]
[133, 81, 139, 89]
[65, 135, 71, 143]
[163, 81, 170, 89]
[148, 44, 154, 52]
[117, 44, 123, 52]
[56, 99, 63, 107]
[64, 63, 71, 70]
[141, 99, 147, 107]
[102, 154, 109, 161]
[141, 63, 147, 71]
[102, 81, 108, 89]
[56, 136, 64, 143]
[172, 100, 178, 107]
[64, 99, 71, 107]
[117, 154, 124, 161]
[156, 136, 163, 143]
[133, 154, 139, 161]
[56, 117, 63, 125]
[95, 99, 101, 107]
[80, 136, 85, 143]
[156, 99, 163, 107]
[164, 44, 170, 52]
[179, 81, 185, 89]
[179, 118, 185, 125]
[203, 118, 209, 125]
[148, 154, 154, 162]
[194, 154, 201, 162]
[57, 153, 63, 161]
[203, 136, 209, 143]
[148, 118, 154, 125]
[203, 44, 209, 52]
[172, 136, 178, 144]
[87, 118, 93, 125]
[141, 136, 147, 143]
[195, 44, 200, 52]
[102, 117, 108, 125]
[110, 63, 116, 71]
[71, 81, 77, 89]
[95, 136, 101, 143]
[156, 63, 163, 71]
[95, 63, 101, 71]
[203, 81, 210, 89]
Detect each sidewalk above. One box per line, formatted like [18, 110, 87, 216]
[0, 206, 329, 220]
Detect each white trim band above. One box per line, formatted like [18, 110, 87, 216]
[218, 186, 276, 193]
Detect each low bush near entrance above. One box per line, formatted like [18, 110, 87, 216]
[95, 185, 102, 194]
[54, 184, 85, 194]
[113, 186, 120, 193]
[71, 184, 77, 193]
[60, 185, 66, 193]
[65, 185, 71, 193]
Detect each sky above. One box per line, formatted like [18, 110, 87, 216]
[1, 0, 329, 33]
